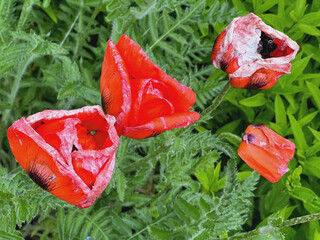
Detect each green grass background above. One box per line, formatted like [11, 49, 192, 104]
[1, 0, 320, 239]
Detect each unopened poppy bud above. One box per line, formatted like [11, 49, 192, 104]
[211, 13, 299, 89]
[238, 124, 295, 183]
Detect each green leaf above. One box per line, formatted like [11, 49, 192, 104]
[288, 186, 320, 213]
[148, 226, 174, 239]
[0, 230, 24, 240]
[239, 93, 267, 107]
[288, 114, 307, 154]
[195, 171, 210, 191]
[176, 197, 200, 221]
[116, 169, 126, 202]
[301, 157, 320, 178]
[294, 0, 306, 19]
[274, 95, 287, 130]
[42, 6, 57, 23]
[300, 12, 320, 26]
[297, 23, 320, 36]
[306, 81, 320, 110]
[282, 55, 311, 85]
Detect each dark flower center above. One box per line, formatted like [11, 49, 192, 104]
[257, 32, 278, 59]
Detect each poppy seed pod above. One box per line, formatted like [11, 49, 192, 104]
[211, 13, 299, 89]
[238, 124, 295, 183]
[100, 34, 200, 139]
[7, 106, 119, 208]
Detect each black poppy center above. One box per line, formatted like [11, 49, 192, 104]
[257, 32, 278, 59]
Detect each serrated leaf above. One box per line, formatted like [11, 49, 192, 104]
[116, 169, 126, 202]
[148, 225, 174, 239]
[176, 197, 200, 221]
[0, 230, 24, 240]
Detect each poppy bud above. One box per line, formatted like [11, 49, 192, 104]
[100, 34, 200, 139]
[238, 124, 295, 183]
[211, 13, 299, 89]
[7, 106, 119, 208]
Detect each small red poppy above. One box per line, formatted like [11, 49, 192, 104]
[238, 124, 295, 183]
[100, 34, 200, 139]
[211, 13, 299, 89]
[7, 106, 119, 208]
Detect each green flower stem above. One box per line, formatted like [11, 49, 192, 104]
[17, 0, 33, 31]
[0, 55, 36, 149]
[218, 132, 242, 143]
[200, 81, 231, 118]
[224, 212, 320, 239]
[73, 0, 103, 61]
[278, 212, 320, 228]
[124, 80, 231, 172]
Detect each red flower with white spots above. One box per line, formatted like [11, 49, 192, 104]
[7, 106, 119, 208]
[212, 13, 299, 89]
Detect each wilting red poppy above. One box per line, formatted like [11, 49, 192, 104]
[7, 106, 119, 208]
[100, 34, 200, 139]
[211, 13, 299, 89]
[238, 124, 295, 183]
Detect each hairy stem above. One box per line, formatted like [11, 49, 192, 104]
[225, 212, 320, 239]
[200, 81, 231, 118]
[73, 0, 103, 61]
[218, 132, 242, 143]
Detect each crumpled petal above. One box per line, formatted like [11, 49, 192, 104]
[7, 106, 119, 208]
[100, 34, 200, 139]
[123, 111, 200, 139]
[101, 39, 131, 131]
[211, 13, 299, 89]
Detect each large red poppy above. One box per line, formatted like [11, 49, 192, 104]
[211, 13, 299, 89]
[7, 106, 119, 208]
[238, 124, 295, 183]
[100, 34, 200, 139]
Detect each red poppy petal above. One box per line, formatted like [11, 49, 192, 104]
[122, 111, 200, 139]
[7, 120, 86, 205]
[259, 125, 295, 160]
[128, 78, 175, 126]
[101, 39, 131, 129]
[230, 68, 283, 89]
[211, 30, 226, 63]
[8, 106, 119, 208]
[230, 76, 251, 88]
[238, 141, 287, 183]
[220, 46, 239, 74]
[116, 34, 196, 111]
[34, 120, 64, 151]
[138, 96, 174, 125]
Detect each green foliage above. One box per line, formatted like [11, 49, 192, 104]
[1, 0, 320, 239]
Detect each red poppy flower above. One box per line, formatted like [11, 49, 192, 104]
[7, 106, 119, 208]
[211, 13, 299, 89]
[100, 34, 200, 139]
[238, 124, 295, 183]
